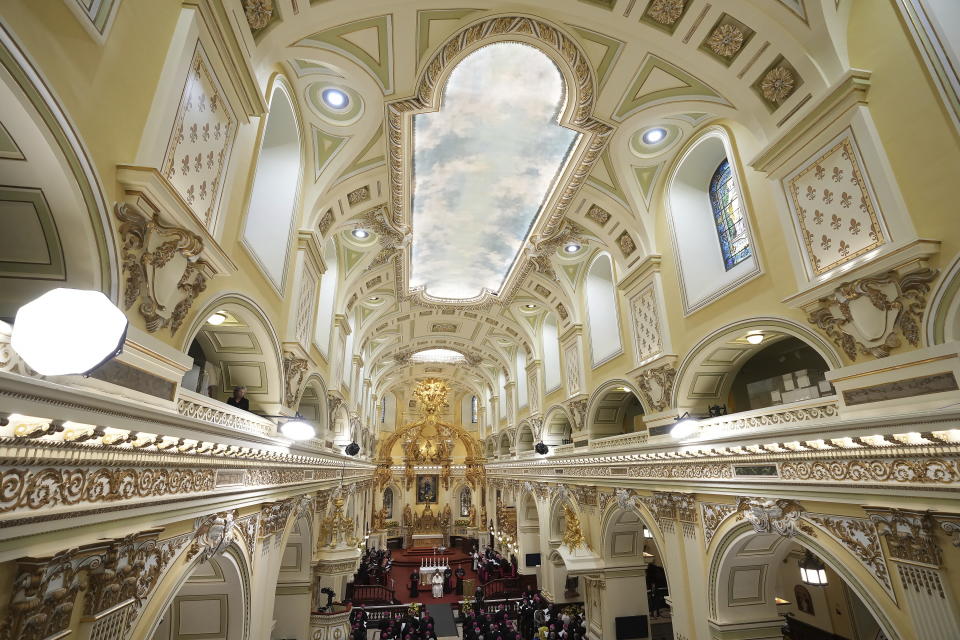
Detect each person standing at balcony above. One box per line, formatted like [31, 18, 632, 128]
[226, 385, 249, 411]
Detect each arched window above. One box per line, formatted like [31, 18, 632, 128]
[709, 159, 751, 270]
[542, 314, 561, 392]
[471, 395, 478, 423]
[516, 349, 528, 409]
[586, 254, 622, 365]
[242, 82, 301, 290]
[460, 486, 472, 517]
[314, 239, 338, 355]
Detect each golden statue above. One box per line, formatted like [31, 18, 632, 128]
[562, 503, 589, 551]
[403, 504, 413, 527]
[467, 504, 477, 527]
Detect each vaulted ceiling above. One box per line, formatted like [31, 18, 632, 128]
[243, 0, 851, 401]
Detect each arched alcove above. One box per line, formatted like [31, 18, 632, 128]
[499, 430, 513, 457]
[242, 79, 302, 291]
[587, 383, 645, 439]
[180, 294, 285, 412]
[296, 374, 329, 439]
[517, 492, 542, 575]
[585, 253, 622, 365]
[542, 405, 573, 446]
[667, 127, 760, 315]
[515, 421, 535, 453]
[149, 548, 249, 640]
[727, 336, 832, 413]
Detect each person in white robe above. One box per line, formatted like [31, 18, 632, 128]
[431, 569, 444, 598]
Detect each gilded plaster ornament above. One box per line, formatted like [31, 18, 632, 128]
[647, 0, 686, 25]
[707, 24, 745, 58]
[562, 502, 589, 551]
[737, 497, 811, 538]
[283, 351, 309, 407]
[760, 66, 796, 104]
[635, 363, 676, 412]
[242, 0, 273, 30]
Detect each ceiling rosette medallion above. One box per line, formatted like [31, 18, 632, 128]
[385, 14, 615, 309]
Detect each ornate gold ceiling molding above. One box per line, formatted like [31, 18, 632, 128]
[384, 14, 615, 308]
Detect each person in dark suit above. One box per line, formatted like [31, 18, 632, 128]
[226, 385, 249, 411]
[443, 566, 453, 594]
[455, 564, 466, 595]
[409, 571, 420, 598]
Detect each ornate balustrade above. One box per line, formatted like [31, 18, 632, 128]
[692, 396, 841, 441]
[176, 388, 277, 438]
[588, 430, 650, 451]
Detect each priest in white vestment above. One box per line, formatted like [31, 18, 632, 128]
[431, 569, 444, 598]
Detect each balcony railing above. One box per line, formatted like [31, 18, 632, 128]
[693, 396, 840, 441]
[588, 430, 650, 451]
[176, 388, 277, 438]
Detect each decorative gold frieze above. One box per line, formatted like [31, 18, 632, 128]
[804, 513, 892, 595]
[806, 268, 938, 360]
[866, 508, 941, 566]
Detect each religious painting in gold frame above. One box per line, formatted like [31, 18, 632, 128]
[416, 474, 439, 504]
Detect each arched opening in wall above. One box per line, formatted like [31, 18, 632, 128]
[181, 297, 284, 413]
[499, 430, 512, 457]
[585, 253, 622, 366]
[542, 313, 562, 393]
[727, 336, 832, 413]
[667, 128, 759, 314]
[516, 422, 535, 454]
[600, 506, 671, 636]
[542, 407, 572, 446]
[314, 237, 338, 355]
[296, 376, 328, 440]
[331, 403, 351, 447]
[517, 493, 541, 576]
[588, 385, 644, 439]
[546, 500, 578, 603]
[0, 36, 116, 321]
[149, 550, 248, 640]
[711, 527, 898, 640]
[486, 436, 496, 457]
[516, 348, 529, 409]
[242, 80, 302, 290]
[273, 514, 313, 640]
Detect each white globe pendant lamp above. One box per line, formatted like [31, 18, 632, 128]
[280, 418, 316, 441]
[11, 288, 128, 376]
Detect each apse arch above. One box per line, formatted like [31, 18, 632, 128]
[584, 252, 623, 366]
[672, 317, 842, 412]
[706, 520, 903, 640]
[180, 293, 286, 412]
[666, 125, 762, 315]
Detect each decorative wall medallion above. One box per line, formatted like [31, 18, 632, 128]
[534, 284, 551, 297]
[786, 134, 885, 275]
[707, 24, 745, 58]
[586, 204, 611, 226]
[616, 230, 637, 257]
[115, 203, 211, 335]
[630, 283, 663, 361]
[283, 351, 308, 407]
[242, 0, 273, 30]
[431, 322, 458, 333]
[754, 56, 801, 109]
[347, 185, 371, 206]
[556, 303, 569, 320]
[644, 0, 688, 27]
[635, 362, 676, 412]
[161, 43, 236, 230]
[806, 268, 937, 360]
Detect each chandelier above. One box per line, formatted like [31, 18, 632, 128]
[414, 378, 449, 415]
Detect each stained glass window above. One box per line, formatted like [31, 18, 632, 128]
[471, 395, 478, 423]
[380, 397, 386, 423]
[709, 159, 751, 270]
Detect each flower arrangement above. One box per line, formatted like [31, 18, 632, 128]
[454, 518, 472, 527]
[407, 602, 423, 616]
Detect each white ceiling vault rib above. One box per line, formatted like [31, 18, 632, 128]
[239, 0, 848, 403]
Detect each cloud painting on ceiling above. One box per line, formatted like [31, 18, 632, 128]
[410, 42, 578, 299]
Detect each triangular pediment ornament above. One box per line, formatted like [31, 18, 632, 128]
[311, 125, 348, 182]
[613, 54, 730, 122]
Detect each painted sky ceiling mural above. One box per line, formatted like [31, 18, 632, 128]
[410, 42, 579, 299]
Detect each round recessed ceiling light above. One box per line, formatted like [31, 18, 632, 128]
[321, 88, 349, 109]
[369, 296, 381, 302]
[351, 228, 370, 239]
[642, 127, 667, 145]
[563, 242, 581, 253]
[523, 304, 537, 310]
[746, 333, 765, 345]
[206, 311, 227, 326]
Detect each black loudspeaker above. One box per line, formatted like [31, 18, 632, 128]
[534, 442, 549, 455]
[344, 442, 360, 456]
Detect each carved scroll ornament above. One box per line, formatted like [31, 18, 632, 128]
[806, 268, 937, 360]
[636, 363, 677, 412]
[283, 351, 309, 408]
[115, 203, 210, 335]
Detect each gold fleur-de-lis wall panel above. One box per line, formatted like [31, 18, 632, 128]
[161, 43, 237, 232]
[784, 130, 887, 276]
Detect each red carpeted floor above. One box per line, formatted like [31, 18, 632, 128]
[389, 548, 477, 605]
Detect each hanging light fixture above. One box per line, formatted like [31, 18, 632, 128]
[799, 550, 828, 585]
[670, 412, 699, 439]
[12, 288, 128, 376]
[280, 417, 316, 441]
